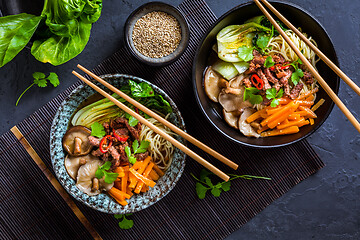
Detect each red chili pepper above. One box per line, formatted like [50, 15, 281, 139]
[269, 62, 290, 71]
[99, 135, 113, 153]
[251, 74, 264, 90]
[113, 129, 129, 142]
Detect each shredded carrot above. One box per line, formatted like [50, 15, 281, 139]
[129, 168, 156, 188]
[299, 106, 317, 118]
[152, 164, 165, 177]
[132, 161, 143, 170]
[108, 191, 128, 206]
[109, 187, 131, 199]
[294, 110, 309, 117]
[309, 118, 315, 125]
[278, 97, 291, 105]
[141, 185, 149, 192]
[305, 94, 315, 101]
[128, 172, 137, 189]
[114, 167, 125, 179]
[293, 100, 314, 107]
[126, 188, 133, 197]
[134, 162, 154, 194]
[311, 98, 325, 112]
[261, 126, 300, 137]
[149, 169, 160, 181]
[257, 125, 269, 134]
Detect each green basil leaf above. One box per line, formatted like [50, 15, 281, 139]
[0, 14, 42, 67]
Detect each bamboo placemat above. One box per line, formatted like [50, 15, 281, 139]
[0, 0, 324, 239]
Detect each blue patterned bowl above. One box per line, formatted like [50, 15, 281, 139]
[50, 74, 186, 214]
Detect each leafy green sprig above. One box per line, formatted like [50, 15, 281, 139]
[244, 87, 263, 105]
[266, 88, 284, 107]
[114, 214, 134, 229]
[191, 169, 271, 199]
[90, 122, 106, 138]
[95, 161, 118, 184]
[16, 72, 59, 106]
[287, 58, 304, 85]
[125, 140, 150, 164]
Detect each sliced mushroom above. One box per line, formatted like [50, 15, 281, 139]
[238, 108, 260, 138]
[218, 87, 253, 112]
[204, 67, 226, 102]
[63, 126, 93, 156]
[229, 74, 245, 89]
[223, 109, 240, 129]
[65, 154, 99, 180]
[76, 159, 114, 196]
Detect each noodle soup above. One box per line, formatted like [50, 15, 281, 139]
[204, 15, 324, 138]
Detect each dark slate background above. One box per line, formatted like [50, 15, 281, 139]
[0, 0, 359, 239]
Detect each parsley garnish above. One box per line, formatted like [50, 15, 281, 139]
[95, 161, 119, 184]
[114, 214, 134, 229]
[90, 122, 106, 138]
[125, 140, 150, 164]
[266, 88, 284, 107]
[244, 87, 263, 105]
[287, 58, 304, 85]
[264, 56, 275, 68]
[191, 169, 271, 199]
[237, 46, 254, 62]
[16, 72, 59, 106]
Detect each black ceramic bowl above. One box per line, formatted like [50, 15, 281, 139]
[192, 1, 339, 148]
[124, 1, 190, 67]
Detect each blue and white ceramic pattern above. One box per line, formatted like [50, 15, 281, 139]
[50, 74, 186, 214]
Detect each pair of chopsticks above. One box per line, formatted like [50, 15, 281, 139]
[73, 65, 238, 181]
[253, 0, 360, 133]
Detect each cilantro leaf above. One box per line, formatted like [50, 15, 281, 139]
[266, 88, 283, 108]
[102, 161, 112, 171]
[244, 87, 263, 105]
[34, 78, 47, 87]
[211, 187, 222, 197]
[128, 116, 138, 127]
[221, 181, 231, 191]
[125, 146, 131, 158]
[132, 140, 139, 153]
[115, 214, 134, 230]
[137, 140, 150, 154]
[291, 68, 304, 85]
[104, 172, 119, 184]
[276, 88, 284, 98]
[90, 122, 106, 138]
[128, 155, 137, 164]
[199, 169, 211, 182]
[256, 34, 269, 51]
[270, 99, 279, 107]
[47, 72, 59, 87]
[96, 162, 118, 184]
[95, 168, 105, 179]
[32, 72, 45, 80]
[264, 56, 275, 68]
[266, 88, 277, 99]
[237, 46, 254, 62]
[195, 182, 208, 199]
[204, 177, 213, 187]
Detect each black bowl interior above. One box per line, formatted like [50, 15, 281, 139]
[1, 0, 44, 16]
[193, 1, 339, 148]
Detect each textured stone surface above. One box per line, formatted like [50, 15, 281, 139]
[0, 0, 359, 239]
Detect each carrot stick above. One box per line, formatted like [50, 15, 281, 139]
[246, 109, 267, 123]
[128, 157, 151, 188]
[132, 161, 143, 170]
[126, 188, 133, 197]
[152, 164, 165, 177]
[297, 88, 319, 100]
[267, 103, 299, 129]
[277, 117, 306, 130]
[109, 187, 131, 199]
[261, 126, 300, 137]
[293, 100, 314, 107]
[305, 94, 315, 101]
[257, 125, 269, 134]
[149, 169, 160, 181]
[288, 113, 301, 121]
[294, 110, 308, 117]
[114, 167, 125, 179]
[129, 168, 156, 188]
[299, 106, 317, 118]
[278, 97, 291, 105]
[261, 101, 297, 127]
[266, 106, 284, 115]
[309, 118, 315, 125]
[121, 166, 129, 193]
[128, 172, 137, 189]
[141, 185, 149, 193]
[311, 98, 325, 112]
[134, 162, 154, 194]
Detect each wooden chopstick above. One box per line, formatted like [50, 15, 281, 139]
[259, 0, 360, 96]
[77, 64, 238, 170]
[253, 0, 360, 134]
[10, 126, 102, 240]
[72, 71, 230, 182]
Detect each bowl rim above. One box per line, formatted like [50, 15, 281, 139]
[192, 0, 340, 148]
[50, 73, 186, 214]
[124, 1, 190, 67]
